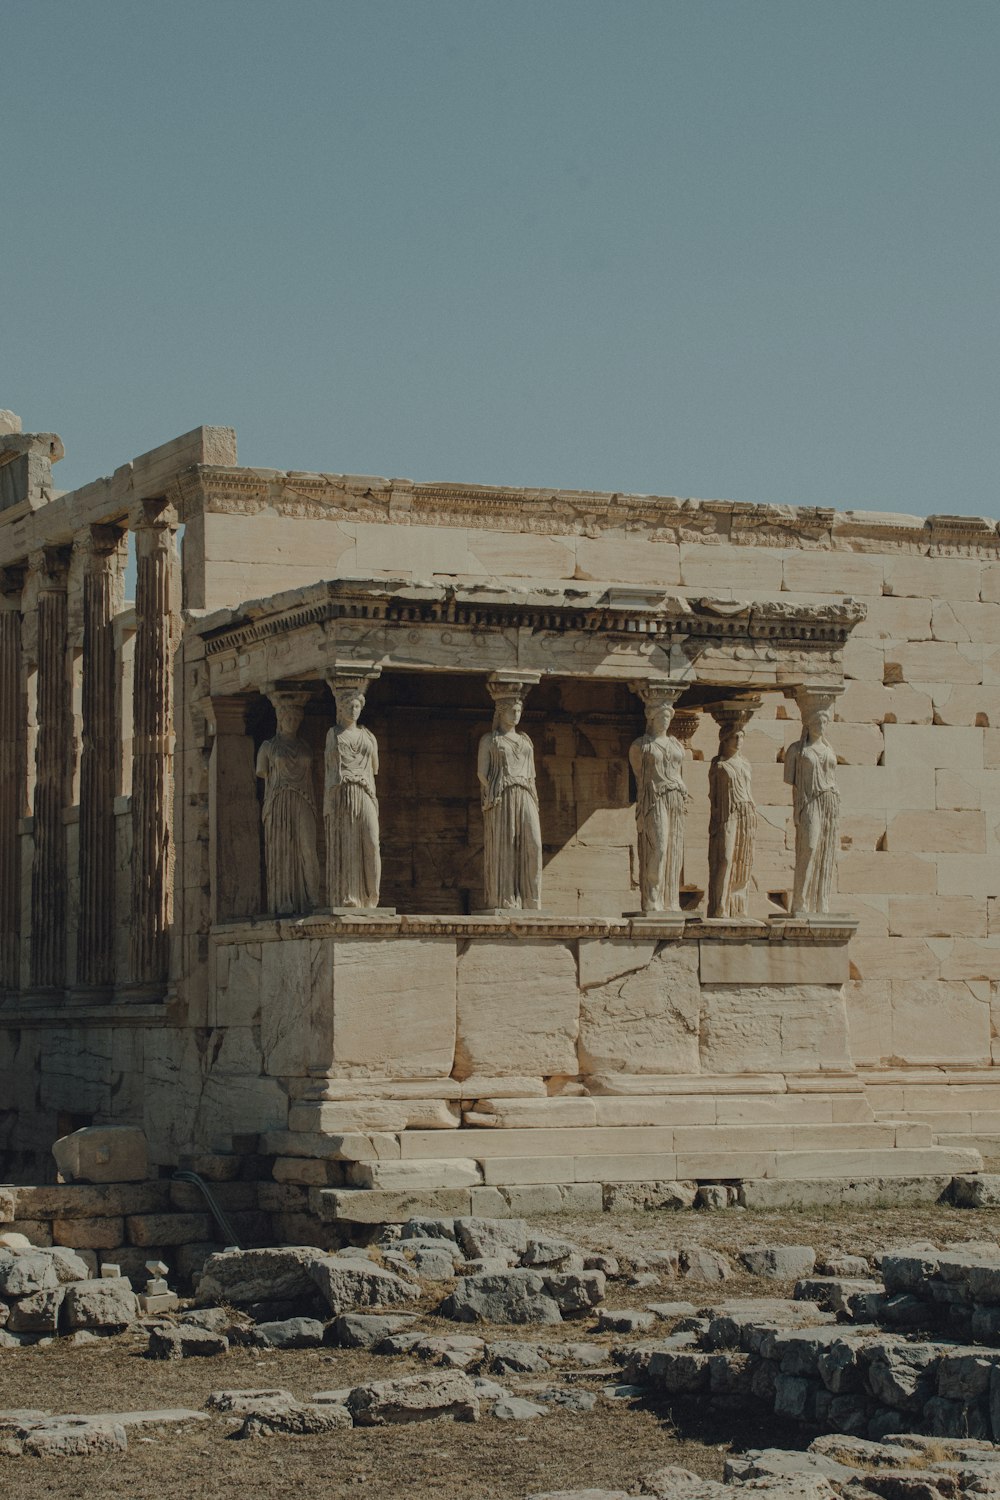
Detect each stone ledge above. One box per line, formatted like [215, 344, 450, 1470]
[210, 913, 858, 944]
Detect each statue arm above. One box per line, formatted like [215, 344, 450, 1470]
[783, 741, 798, 789]
[628, 738, 642, 785]
[368, 728, 380, 777]
[255, 741, 269, 780]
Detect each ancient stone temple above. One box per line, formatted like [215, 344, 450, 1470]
[1, 413, 997, 1215]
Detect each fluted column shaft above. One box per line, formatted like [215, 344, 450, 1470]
[129, 506, 179, 990]
[30, 548, 72, 991]
[0, 571, 26, 992]
[77, 528, 125, 989]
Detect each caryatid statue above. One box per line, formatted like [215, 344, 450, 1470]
[629, 680, 688, 914]
[324, 668, 382, 910]
[478, 673, 542, 911]
[784, 687, 842, 916]
[255, 689, 322, 917]
[707, 699, 760, 919]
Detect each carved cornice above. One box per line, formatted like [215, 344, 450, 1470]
[194, 578, 867, 660]
[183, 464, 1000, 557]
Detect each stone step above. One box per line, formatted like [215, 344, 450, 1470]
[314, 1145, 983, 1220]
[397, 1121, 929, 1162]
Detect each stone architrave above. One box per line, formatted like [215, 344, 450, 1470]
[707, 698, 760, 919]
[628, 680, 687, 914]
[77, 526, 125, 990]
[30, 546, 72, 991]
[0, 567, 26, 991]
[784, 686, 843, 916]
[324, 666, 382, 910]
[129, 505, 179, 989]
[478, 673, 542, 912]
[256, 689, 322, 917]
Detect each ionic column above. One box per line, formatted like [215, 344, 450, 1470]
[76, 526, 126, 990]
[209, 696, 262, 922]
[0, 567, 26, 992]
[129, 504, 179, 991]
[30, 546, 72, 992]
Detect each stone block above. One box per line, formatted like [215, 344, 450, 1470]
[260, 1130, 401, 1161]
[348, 1159, 483, 1190]
[467, 1097, 596, 1129]
[317, 1188, 474, 1224]
[591, 1096, 716, 1127]
[455, 939, 578, 1079]
[52, 1217, 125, 1250]
[883, 553, 981, 601]
[573, 1153, 678, 1183]
[887, 810, 985, 854]
[52, 1126, 149, 1185]
[272, 1157, 346, 1187]
[890, 979, 990, 1065]
[125, 1213, 213, 1247]
[699, 985, 851, 1073]
[7, 1286, 65, 1332]
[936, 855, 1000, 896]
[837, 852, 935, 895]
[334, 937, 457, 1077]
[0, 1188, 15, 1223]
[63, 1277, 139, 1328]
[480, 1157, 576, 1186]
[888, 896, 986, 938]
[698, 941, 847, 985]
[575, 534, 681, 586]
[783, 551, 883, 597]
[578, 944, 700, 1075]
[883, 723, 984, 771]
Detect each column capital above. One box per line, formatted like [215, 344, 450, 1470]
[129, 498, 179, 536]
[787, 684, 845, 720]
[0, 565, 25, 603]
[669, 708, 701, 745]
[708, 695, 763, 733]
[208, 695, 251, 735]
[486, 671, 541, 705]
[75, 522, 126, 561]
[325, 662, 382, 697]
[628, 676, 685, 715]
[30, 545, 72, 588]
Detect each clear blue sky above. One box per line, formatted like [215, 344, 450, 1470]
[3, 1, 999, 516]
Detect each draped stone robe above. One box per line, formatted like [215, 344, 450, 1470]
[478, 728, 542, 910]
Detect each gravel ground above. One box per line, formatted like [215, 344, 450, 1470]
[2, 1201, 997, 1500]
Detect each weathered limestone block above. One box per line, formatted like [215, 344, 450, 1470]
[349, 1159, 483, 1190]
[578, 944, 700, 1075]
[52, 1126, 149, 1185]
[889, 979, 990, 1065]
[260, 938, 334, 1076]
[455, 940, 578, 1079]
[52, 1216, 124, 1250]
[63, 1277, 139, 1328]
[332, 937, 457, 1077]
[698, 985, 852, 1074]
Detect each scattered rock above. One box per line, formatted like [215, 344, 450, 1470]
[596, 1308, 656, 1334]
[307, 1259, 417, 1316]
[679, 1247, 732, 1283]
[206, 1388, 297, 1413]
[253, 1317, 326, 1349]
[476, 1340, 551, 1375]
[492, 1395, 548, 1420]
[62, 1277, 138, 1329]
[331, 1312, 417, 1348]
[455, 1217, 528, 1263]
[17, 1416, 129, 1457]
[696, 1185, 731, 1211]
[0, 1250, 59, 1298]
[347, 1371, 480, 1425]
[741, 1245, 817, 1280]
[237, 1398, 352, 1438]
[148, 1326, 230, 1359]
[442, 1270, 563, 1326]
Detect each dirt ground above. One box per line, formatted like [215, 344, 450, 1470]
[3, 1202, 998, 1500]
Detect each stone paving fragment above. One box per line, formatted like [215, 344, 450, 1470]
[596, 1308, 655, 1333]
[62, 1276, 138, 1329]
[253, 1316, 326, 1348]
[237, 1398, 352, 1438]
[491, 1395, 548, 1420]
[741, 1244, 817, 1279]
[15, 1416, 129, 1457]
[331, 1312, 417, 1347]
[148, 1325, 229, 1358]
[347, 1370, 480, 1424]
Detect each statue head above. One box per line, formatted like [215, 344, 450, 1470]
[720, 728, 743, 759]
[494, 696, 523, 732]
[272, 695, 304, 738]
[804, 706, 832, 741]
[648, 703, 674, 737]
[335, 689, 365, 729]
